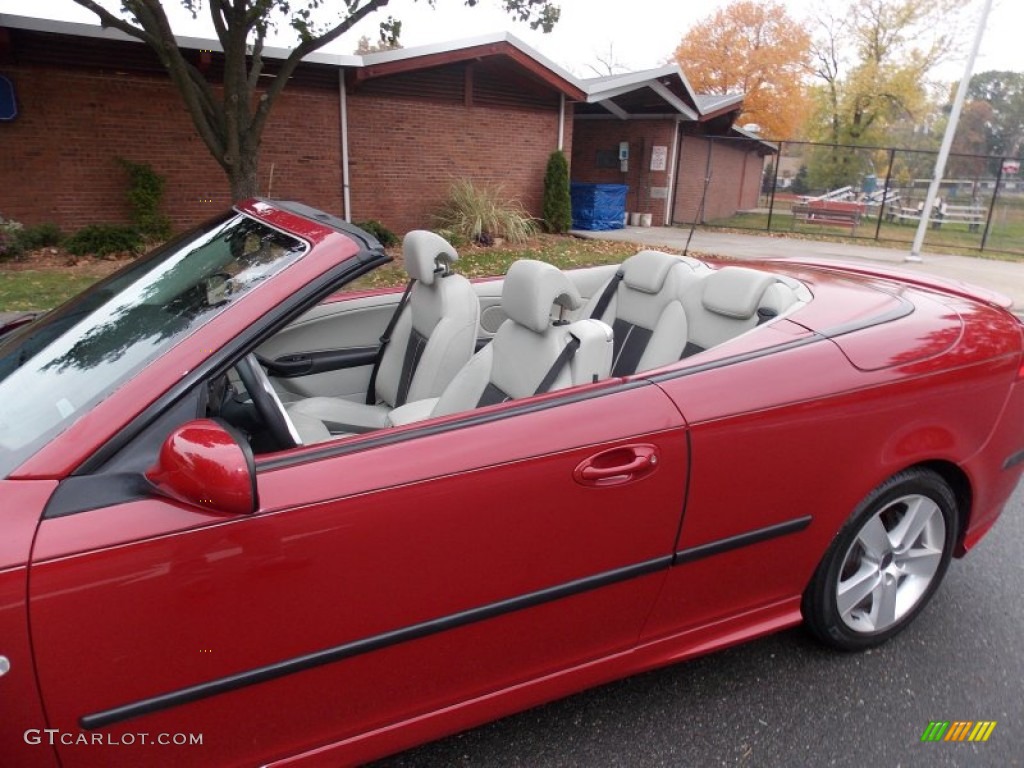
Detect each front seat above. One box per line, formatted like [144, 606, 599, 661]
[288, 230, 479, 434]
[391, 259, 613, 424]
[583, 249, 707, 376]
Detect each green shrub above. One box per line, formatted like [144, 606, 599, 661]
[542, 150, 572, 233]
[0, 214, 25, 260]
[65, 224, 142, 257]
[17, 222, 63, 250]
[119, 158, 172, 239]
[433, 229, 469, 249]
[354, 219, 399, 247]
[791, 165, 810, 196]
[433, 179, 538, 246]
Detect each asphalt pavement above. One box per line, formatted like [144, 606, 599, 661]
[376, 478, 1024, 767]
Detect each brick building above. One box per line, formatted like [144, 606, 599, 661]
[571, 70, 773, 227]
[0, 13, 769, 235]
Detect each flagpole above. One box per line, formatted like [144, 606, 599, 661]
[907, 0, 994, 262]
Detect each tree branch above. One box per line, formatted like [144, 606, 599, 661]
[127, 0, 228, 165]
[69, 0, 157, 47]
[251, 0, 392, 139]
[209, 1, 231, 48]
[248, 25, 267, 93]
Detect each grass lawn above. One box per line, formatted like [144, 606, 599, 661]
[0, 270, 109, 311]
[709, 198, 1024, 259]
[0, 235, 666, 312]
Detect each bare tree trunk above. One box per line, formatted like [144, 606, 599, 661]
[228, 153, 261, 201]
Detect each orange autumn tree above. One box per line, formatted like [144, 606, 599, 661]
[673, 0, 811, 139]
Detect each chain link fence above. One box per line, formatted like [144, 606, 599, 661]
[697, 138, 1024, 257]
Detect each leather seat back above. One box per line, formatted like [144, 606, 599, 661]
[433, 260, 612, 417]
[374, 230, 480, 407]
[584, 250, 706, 375]
[681, 266, 798, 356]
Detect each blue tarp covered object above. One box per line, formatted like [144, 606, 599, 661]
[570, 182, 627, 230]
[0, 76, 17, 121]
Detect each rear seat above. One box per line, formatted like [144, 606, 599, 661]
[680, 266, 800, 357]
[583, 250, 708, 375]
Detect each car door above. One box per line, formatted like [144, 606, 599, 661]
[27, 381, 687, 767]
[0, 480, 59, 768]
[639, 320, 870, 641]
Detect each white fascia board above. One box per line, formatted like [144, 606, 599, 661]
[359, 31, 580, 86]
[697, 94, 744, 113]
[598, 98, 629, 119]
[675, 68, 700, 108]
[0, 14, 584, 80]
[648, 81, 698, 120]
[582, 64, 679, 95]
[1, 13, 138, 42]
[731, 126, 777, 150]
[585, 80, 656, 103]
[0, 13, 361, 67]
[576, 112, 690, 121]
[359, 30, 509, 65]
[585, 64, 702, 118]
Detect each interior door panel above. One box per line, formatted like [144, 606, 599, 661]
[259, 266, 618, 401]
[258, 292, 399, 400]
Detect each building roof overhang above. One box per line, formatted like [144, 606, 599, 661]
[0, 14, 583, 100]
[578, 66, 746, 123]
[0, 13, 744, 123]
[355, 33, 585, 100]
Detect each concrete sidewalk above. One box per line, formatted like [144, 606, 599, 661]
[574, 226, 1024, 312]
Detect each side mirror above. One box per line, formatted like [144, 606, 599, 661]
[146, 419, 257, 515]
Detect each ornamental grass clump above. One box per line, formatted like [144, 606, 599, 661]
[434, 179, 537, 246]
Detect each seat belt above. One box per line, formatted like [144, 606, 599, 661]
[535, 334, 581, 395]
[365, 279, 415, 404]
[590, 270, 624, 321]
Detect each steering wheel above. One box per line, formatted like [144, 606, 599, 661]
[234, 353, 302, 449]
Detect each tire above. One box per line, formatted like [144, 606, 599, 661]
[802, 468, 958, 651]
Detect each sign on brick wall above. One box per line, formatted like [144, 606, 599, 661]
[0, 76, 16, 121]
[650, 145, 667, 172]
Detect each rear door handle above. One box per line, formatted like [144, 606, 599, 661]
[574, 444, 659, 487]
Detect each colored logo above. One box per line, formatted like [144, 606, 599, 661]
[921, 721, 997, 742]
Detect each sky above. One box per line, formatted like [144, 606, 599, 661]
[0, 0, 1019, 82]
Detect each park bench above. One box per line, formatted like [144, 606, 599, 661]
[886, 200, 985, 232]
[792, 199, 865, 234]
[935, 204, 985, 232]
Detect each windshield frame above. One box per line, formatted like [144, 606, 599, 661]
[0, 212, 310, 479]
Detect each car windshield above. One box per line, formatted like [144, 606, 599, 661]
[0, 212, 307, 478]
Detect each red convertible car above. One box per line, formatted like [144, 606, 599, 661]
[2, 200, 1022, 767]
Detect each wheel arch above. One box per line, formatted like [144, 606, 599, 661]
[802, 462, 963, 649]
[912, 459, 973, 556]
